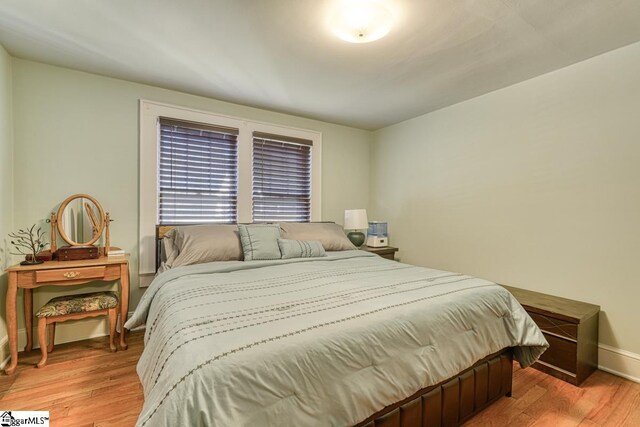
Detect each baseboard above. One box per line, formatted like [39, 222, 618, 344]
[0, 334, 8, 371]
[0, 311, 138, 370]
[598, 343, 640, 384]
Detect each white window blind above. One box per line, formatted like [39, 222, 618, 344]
[252, 132, 312, 222]
[159, 118, 239, 224]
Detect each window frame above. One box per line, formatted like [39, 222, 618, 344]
[139, 100, 322, 275]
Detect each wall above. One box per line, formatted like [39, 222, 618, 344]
[371, 40, 640, 367]
[0, 45, 13, 364]
[9, 59, 371, 348]
[7, 40, 640, 379]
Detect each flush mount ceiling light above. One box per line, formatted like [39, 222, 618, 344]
[330, 0, 393, 43]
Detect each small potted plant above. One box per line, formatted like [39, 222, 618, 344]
[9, 224, 49, 265]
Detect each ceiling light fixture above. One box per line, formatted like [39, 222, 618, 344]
[330, 0, 393, 44]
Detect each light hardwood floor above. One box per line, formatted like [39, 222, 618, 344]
[0, 332, 144, 427]
[464, 362, 640, 426]
[1, 331, 638, 426]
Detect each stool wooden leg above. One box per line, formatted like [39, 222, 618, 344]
[47, 323, 55, 353]
[108, 307, 117, 353]
[37, 318, 48, 368]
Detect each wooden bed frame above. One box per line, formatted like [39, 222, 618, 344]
[355, 348, 513, 427]
[155, 224, 514, 427]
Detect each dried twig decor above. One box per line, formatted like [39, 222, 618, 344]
[9, 224, 48, 265]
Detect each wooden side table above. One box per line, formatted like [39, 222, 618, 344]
[360, 246, 398, 260]
[502, 285, 599, 386]
[4, 255, 130, 375]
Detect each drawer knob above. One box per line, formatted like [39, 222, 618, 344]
[63, 271, 80, 279]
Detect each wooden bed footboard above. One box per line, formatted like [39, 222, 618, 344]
[354, 348, 514, 427]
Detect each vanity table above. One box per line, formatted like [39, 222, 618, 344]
[4, 193, 128, 375]
[4, 256, 129, 375]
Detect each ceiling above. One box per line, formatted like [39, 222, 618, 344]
[1, 0, 640, 130]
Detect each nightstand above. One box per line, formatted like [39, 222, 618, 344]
[360, 246, 398, 260]
[502, 285, 599, 386]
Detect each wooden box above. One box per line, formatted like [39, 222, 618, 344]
[25, 250, 54, 262]
[502, 285, 600, 386]
[56, 246, 100, 261]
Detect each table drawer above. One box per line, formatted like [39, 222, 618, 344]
[36, 266, 106, 283]
[529, 312, 578, 340]
[539, 332, 577, 374]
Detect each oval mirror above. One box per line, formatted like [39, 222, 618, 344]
[56, 194, 105, 246]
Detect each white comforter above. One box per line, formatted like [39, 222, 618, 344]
[126, 251, 547, 426]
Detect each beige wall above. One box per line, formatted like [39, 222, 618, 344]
[9, 59, 371, 342]
[371, 41, 640, 355]
[0, 44, 13, 363]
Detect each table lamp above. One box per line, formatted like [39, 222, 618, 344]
[344, 209, 368, 247]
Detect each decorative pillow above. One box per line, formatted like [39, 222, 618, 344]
[238, 224, 282, 260]
[279, 222, 356, 251]
[277, 239, 326, 259]
[164, 224, 243, 269]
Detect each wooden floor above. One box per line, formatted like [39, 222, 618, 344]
[1, 331, 639, 426]
[463, 363, 640, 427]
[0, 332, 144, 427]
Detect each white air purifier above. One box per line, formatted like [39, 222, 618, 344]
[366, 221, 388, 247]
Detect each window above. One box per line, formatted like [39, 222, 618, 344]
[158, 119, 238, 224]
[139, 100, 322, 275]
[252, 132, 312, 222]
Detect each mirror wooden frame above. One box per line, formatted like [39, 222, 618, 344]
[56, 193, 106, 247]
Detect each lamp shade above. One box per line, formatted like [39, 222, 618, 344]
[344, 209, 368, 230]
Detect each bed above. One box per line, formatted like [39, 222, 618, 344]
[125, 225, 547, 427]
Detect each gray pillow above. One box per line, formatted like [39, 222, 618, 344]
[163, 224, 243, 269]
[238, 224, 282, 260]
[279, 222, 356, 251]
[277, 239, 326, 259]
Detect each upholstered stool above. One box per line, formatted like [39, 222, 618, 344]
[35, 291, 119, 368]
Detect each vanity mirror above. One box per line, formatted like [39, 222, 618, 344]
[50, 193, 112, 260]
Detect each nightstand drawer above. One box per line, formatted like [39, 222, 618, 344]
[539, 332, 577, 374]
[36, 266, 106, 283]
[528, 312, 578, 340]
